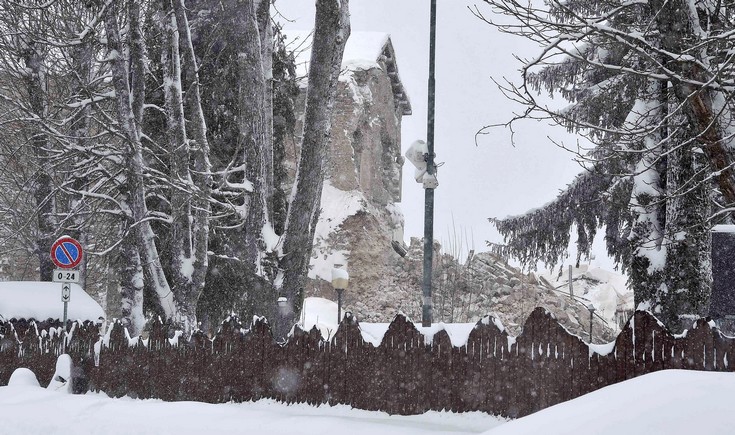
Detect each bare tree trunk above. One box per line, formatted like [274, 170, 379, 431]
[66, 41, 95, 290]
[21, 42, 56, 281]
[278, 0, 351, 339]
[680, 81, 735, 207]
[160, 0, 198, 331]
[120, 241, 145, 335]
[103, 1, 178, 320]
[256, 0, 275, 217]
[234, 0, 271, 277]
[129, 1, 146, 128]
[173, 0, 212, 326]
[652, 0, 735, 211]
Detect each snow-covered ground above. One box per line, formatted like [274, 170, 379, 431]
[481, 370, 735, 435]
[0, 383, 502, 435]
[1, 369, 732, 434]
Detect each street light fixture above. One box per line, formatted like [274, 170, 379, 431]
[331, 266, 349, 325]
[276, 296, 289, 342]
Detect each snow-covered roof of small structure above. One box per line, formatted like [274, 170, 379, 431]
[0, 282, 105, 323]
[283, 30, 412, 115]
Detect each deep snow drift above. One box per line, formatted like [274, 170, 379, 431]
[481, 370, 735, 435]
[0, 382, 502, 435]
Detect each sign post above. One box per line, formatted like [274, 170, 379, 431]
[50, 236, 84, 354]
[61, 283, 70, 330]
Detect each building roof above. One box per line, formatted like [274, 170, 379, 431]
[284, 30, 412, 115]
[0, 281, 105, 323]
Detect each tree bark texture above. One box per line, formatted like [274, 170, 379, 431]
[173, 0, 212, 328]
[160, 0, 200, 330]
[120, 241, 145, 336]
[256, 0, 275, 218]
[66, 41, 95, 290]
[651, 0, 735, 214]
[103, 1, 178, 321]
[234, 0, 271, 277]
[278, 0, 351, 338]
[22, 42, 56, 281]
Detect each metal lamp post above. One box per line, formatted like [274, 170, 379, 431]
[331, 266, 349, 325]
[402, 0, 439, 328]
[421, 0, 438, 327]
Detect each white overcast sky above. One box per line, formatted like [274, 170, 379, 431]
[275, 0, 613, 270]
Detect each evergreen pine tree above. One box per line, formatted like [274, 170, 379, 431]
[482, 0, 733, 331]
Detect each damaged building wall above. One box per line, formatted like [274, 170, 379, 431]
[284, 32, 413, 316]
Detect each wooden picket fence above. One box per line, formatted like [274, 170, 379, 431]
[1, 307, 734, 417]
[0, 318, 100, 392]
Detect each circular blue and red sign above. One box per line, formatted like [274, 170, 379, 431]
[50, 236, 83, 269]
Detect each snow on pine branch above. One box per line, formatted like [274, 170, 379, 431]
[490, 167, 613, 271]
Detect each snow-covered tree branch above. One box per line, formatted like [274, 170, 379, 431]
[480, 0, 733, 330]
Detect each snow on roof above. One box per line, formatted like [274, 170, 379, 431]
[284, 30, 389, 74]
[283, 30, 411, 115]
[0, 282, 105, 323]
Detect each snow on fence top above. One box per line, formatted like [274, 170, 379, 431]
[5, 308, 733, 419]
[299, 297, 506, 348]
[358, 321, 479, 347]
[0, 281, 105, 323]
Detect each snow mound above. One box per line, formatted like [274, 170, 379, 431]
[8, 368, 40, 387]
[482, 370, 735, 435]
[47, 354, 73, 394]
[299, 297, 340, 338]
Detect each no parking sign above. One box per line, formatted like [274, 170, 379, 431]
[50, 236, 83, 269]
[49, 236, 83, 352]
